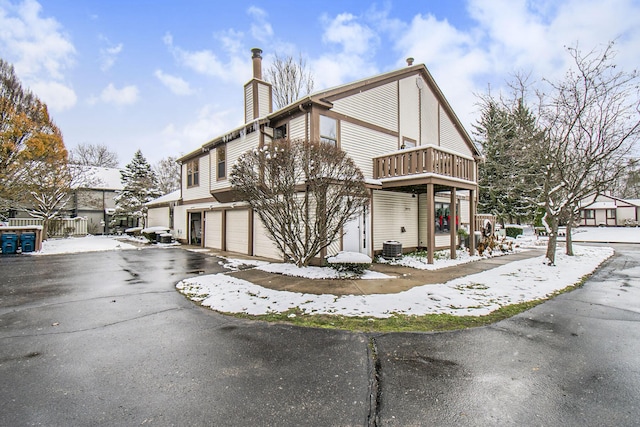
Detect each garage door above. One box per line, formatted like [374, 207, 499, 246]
[226, 209, 249, 254]
[204, 211, 222, 250]
[253, 214, 281, 260]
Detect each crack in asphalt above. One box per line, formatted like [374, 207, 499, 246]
[0, 307, 183, 339]
[367, 335, 382, 427]
[0, 289, 178, 316]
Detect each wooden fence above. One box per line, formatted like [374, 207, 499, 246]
[8, 218, 88, 237]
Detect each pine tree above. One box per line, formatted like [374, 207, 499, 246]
[474, 95, 542, 226]
[113, 150, 162, 228]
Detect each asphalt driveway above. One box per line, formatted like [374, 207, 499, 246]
[1, 244, 639, 426]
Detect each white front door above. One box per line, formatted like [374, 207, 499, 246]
[342, 206, 370, 255]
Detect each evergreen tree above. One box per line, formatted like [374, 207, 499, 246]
[474, 94, 542, 225]
[113, 150, 162, 228]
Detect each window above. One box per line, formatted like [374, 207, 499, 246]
[217, 145, 226, 180]
[401, 138, 416, 149]
[581, 209, 595, 219]
[607, 209, 616, 220]
[435, 202, 459, 234]
[274, 124, 287, 140]
[186, 160, 199, 187]
[320, 115, 337, 146]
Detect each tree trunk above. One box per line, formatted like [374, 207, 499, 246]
[565, 217, 574, 256]
[543, 211, 558, 265]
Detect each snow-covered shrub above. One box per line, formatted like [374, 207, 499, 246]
[326, 252, 372, 276]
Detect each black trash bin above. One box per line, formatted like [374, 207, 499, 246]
[20, 232, 36, 253]
[1, 233, 18, 255]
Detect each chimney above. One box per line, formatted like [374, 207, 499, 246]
[251, 48, 263, 80]
[406, 57, 414, 66]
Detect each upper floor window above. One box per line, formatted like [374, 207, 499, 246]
[186, 160, 199, 187]
[401, 138, 416, 149]
[320, 115, 337, 146]
[274, 123, 288, 140]
[217, 145, 226, 180]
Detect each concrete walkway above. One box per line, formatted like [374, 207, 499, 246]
[184, 246, 545, 296]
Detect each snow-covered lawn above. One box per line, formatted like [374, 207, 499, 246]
[177, 245, 614, 317]
[565, 226, 640, 243]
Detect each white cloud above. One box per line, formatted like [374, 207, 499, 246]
[247, 6, 273, 43]
[28, 80, 77, 111]
[0, 0, 77, 108]
[92, 83, 139, 106]
[99, 35, 123, 71]
[161, 104, 237, 154]
[309, 13, 380, 89]
[154, 69, 194, 95]
[163, 31, 250, 84]
[322, 13, 378, 56]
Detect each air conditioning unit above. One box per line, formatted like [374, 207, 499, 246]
[382, 240, 402, 259]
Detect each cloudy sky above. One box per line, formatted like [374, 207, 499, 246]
[1, 0, 639, 166]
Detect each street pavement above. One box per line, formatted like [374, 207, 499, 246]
[0, 244, 638, 426]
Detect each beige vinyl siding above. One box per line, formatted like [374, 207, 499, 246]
[341, 121, 398, 179]
[258, 83, 271, 118]
[399, 77, 420, 143]
[421, 81, 439, 145]
[617, 206, 635, 224]
[459, 196, 470, 225]
[226, 209, 249, 254]
[418, 193, 428, 247]
[147, 207, 170, 229]
[245, 85, 253, 122]
[439, 105, 472, 156]
[204, 211, 222, 250]
[174, 206, 187, 240]
[253, 214, 281, 259]
[289, 114, 307, 140]
[332, 82, 398, 132]
[182, 154, 211, 202]
[373, 191, 418, 251]
[211, 132, 259, 192]
[435, 235, 451, 248]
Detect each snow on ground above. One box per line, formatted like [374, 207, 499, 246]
[256, 262, 393, 280]
[177, 245, 614, 317]
[21, 228, 638, 318]
[33, 235, 138, 255]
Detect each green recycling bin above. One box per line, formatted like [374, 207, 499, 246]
[20, 232, 36, 253]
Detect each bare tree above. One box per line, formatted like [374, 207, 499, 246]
[230, 139, 369, 267]
[69, 142, 119, 168]
[265, 53, 314, 109]
[153, 156, 180, 194]
[538, 42, 640, 264]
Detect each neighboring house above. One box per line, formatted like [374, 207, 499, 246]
[69, 166, 123, 234]
[9, 165, 122, 235]
[174, 49, 483, 264]
[579, 193, 640, 226]
[146, 189, 180, 231]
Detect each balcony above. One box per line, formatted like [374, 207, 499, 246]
[373, 145, 476, 183]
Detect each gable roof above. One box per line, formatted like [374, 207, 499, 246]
[179, 63, 480, 162]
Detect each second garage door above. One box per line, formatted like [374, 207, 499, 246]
[226, 209, 250, 254]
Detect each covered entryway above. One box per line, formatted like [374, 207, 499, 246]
[189, 212, 202, 246]
[342, 205, 371, 256]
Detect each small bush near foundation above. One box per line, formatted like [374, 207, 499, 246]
[326, 252, 372, 276]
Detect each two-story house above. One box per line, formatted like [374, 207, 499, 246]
[173, 49, 482, 264]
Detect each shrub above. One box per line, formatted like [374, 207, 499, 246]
[505, 226, 524, 239]
[326, 252, 372, 276]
